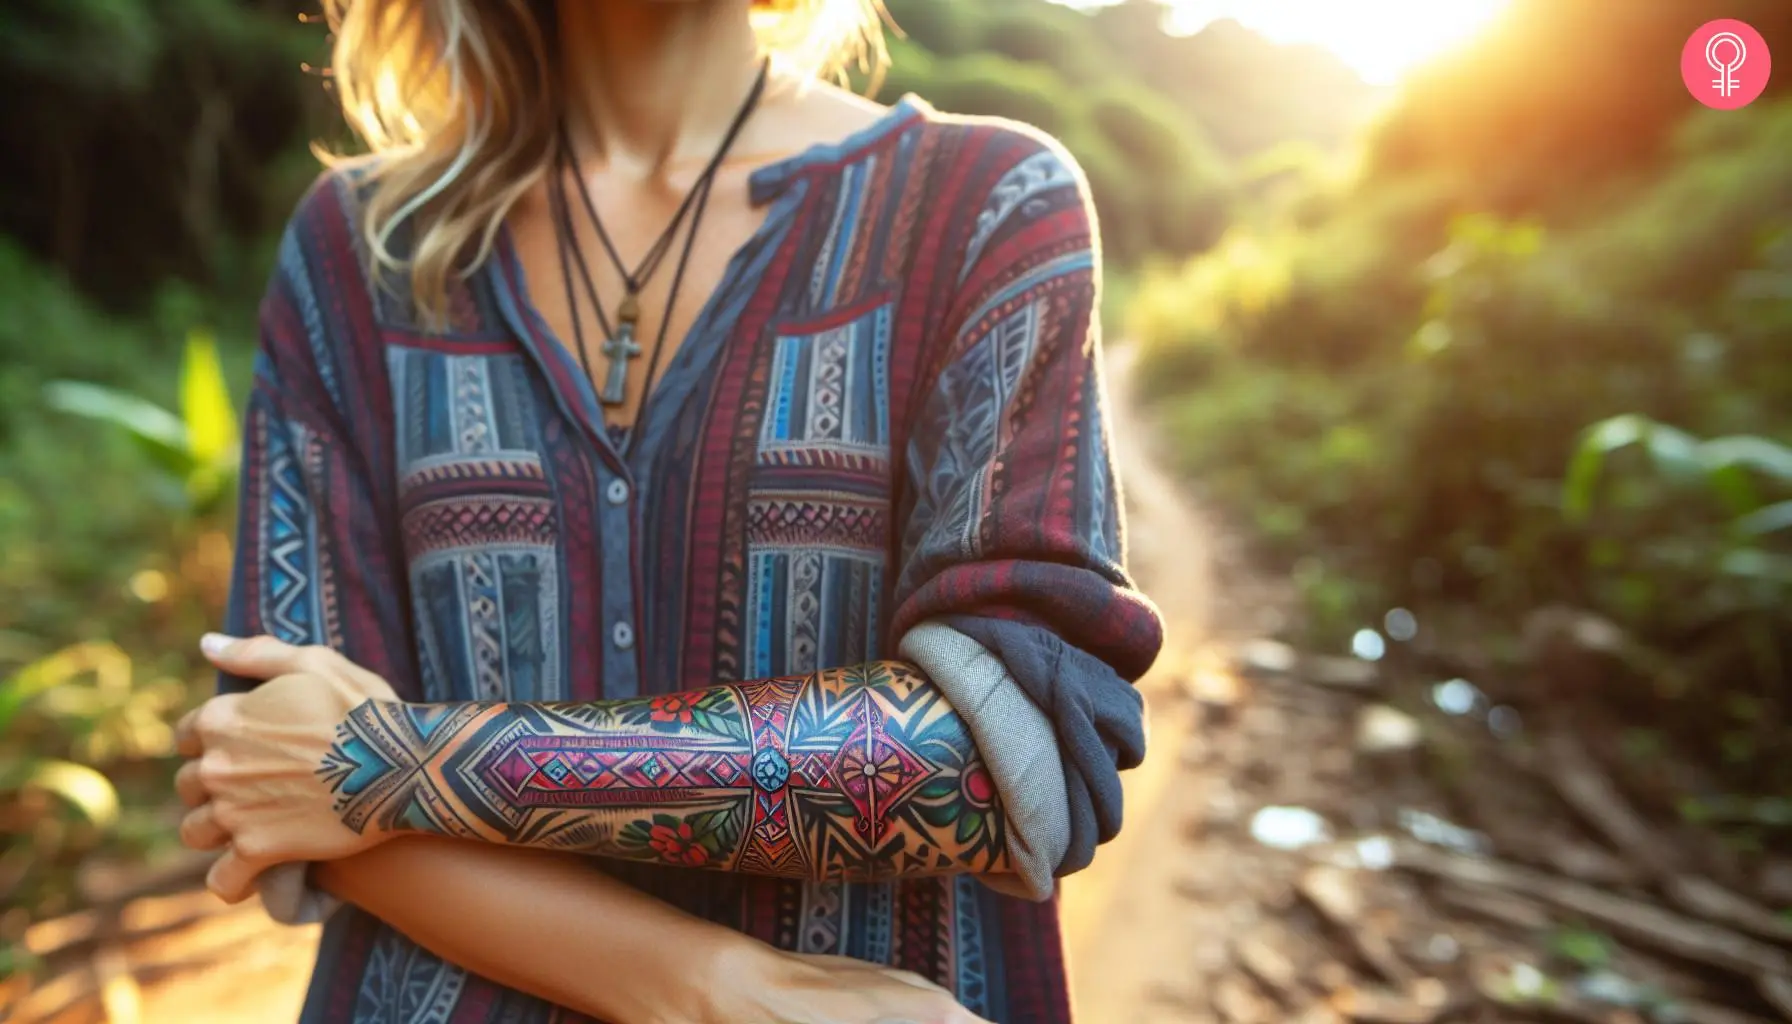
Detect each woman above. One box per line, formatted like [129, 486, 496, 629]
[174, 0, 1161, 1020]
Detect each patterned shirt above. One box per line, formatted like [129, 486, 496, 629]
[226, 96, 1162, 1023]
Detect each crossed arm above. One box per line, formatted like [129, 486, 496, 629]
[188, 635, 1014, 1020]
[323, 662, 1008, 879]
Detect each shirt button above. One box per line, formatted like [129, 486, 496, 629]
[605, 479, 630, 505]
[611, 621, 635, 650]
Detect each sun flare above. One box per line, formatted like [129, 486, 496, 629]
[1162, 0, 1514, 84]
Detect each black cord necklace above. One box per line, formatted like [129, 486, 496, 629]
[552, 58, 771, 422]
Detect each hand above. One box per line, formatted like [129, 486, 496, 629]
[703, 946, 994, 1024]
[176, 634, 401, 904]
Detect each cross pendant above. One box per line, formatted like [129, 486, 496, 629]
[598, 318, 643, 406]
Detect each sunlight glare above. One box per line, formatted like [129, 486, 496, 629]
[1162, 0, 1513, 84]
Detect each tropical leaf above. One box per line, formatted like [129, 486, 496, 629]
[1564, 415, 1792, 523]
[0, 641, 132, 734]
[1735, 499, 1792, 537]
[1701, 434, 1792, 485]
[1704, 463, 1763, 518]
[43, 378, 190, 476]
[5, 759, 121, 828]
[179, 328, 238, 469]
[1563, 415, 1647, 523]
[1719, 549, 1792, 584]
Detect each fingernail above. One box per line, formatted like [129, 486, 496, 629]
[200, 633, 240, 656]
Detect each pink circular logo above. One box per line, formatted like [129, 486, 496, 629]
[1683, 19, 1771, 109]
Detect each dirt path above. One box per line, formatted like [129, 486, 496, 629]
[1061, 342, 1238, 1022]
[1061, 341, 1311, 1023]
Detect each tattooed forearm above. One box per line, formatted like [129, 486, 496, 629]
[319, 662, 1011, 881]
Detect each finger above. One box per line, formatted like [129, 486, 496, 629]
[174, 707, 204, 757]
[174, 760, 208, 807]
[206, 847, 267, 905]
[179, 804, 230, 851]
[200, 633, 306, 679]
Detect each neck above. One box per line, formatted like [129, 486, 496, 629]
[557, 0, 764, 175]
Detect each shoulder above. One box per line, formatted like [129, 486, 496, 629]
[269, 158, 446, 337]
[787, 79, 1092, 226]
[910, 105, 1093, 224]
[274, 159, 379, 266]
[892, 106, 1098, 311]
[925, 108, 1085, 179]
[262, 160, 389, 321]
[896, 104, 1098, 283]
[256, 161, 389, 408]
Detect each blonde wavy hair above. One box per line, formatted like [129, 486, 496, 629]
[322, 0, 886, 327]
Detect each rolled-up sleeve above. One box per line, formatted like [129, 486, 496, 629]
[890, 135, 1163, 896]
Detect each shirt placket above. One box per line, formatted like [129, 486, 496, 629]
[593, 459, 641, 697]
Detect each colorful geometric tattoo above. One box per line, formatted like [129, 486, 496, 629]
[318, 662, 1010, 880]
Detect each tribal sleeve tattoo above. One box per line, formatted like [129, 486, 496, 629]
[319, 661, 1012, 881]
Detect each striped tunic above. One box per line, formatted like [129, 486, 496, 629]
[227, 96, 1162, 1023]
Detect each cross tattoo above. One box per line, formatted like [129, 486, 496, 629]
[466, 677, 936, 873]
[598, 318, 642, 406]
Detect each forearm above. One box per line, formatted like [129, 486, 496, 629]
[327, 661, 1012, 880]
[314, 836, 746, 1024]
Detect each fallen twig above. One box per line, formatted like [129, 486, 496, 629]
[1327, 984, 1446, 1024]
[1541, 728, 1680, 878]
[1757, 974, 1792, 1021]
[1542, 729, 1792, 947]
[1392, 841, 1792, 980]
[1668, 876, 1792, 947]
[1433, 882, 1555, 932]
[1234, 930, 1303, 1005]
[1299, 865, 1418, 986]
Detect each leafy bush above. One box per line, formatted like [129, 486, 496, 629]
[1, 643, 191, 928]
[1132, 99, 1792, 794]
[0, 260, 243, 936]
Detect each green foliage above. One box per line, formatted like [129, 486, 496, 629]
[875, 42, 1234, 263]
[0, 0, 326, 308]
[878, 0, 1374, 265]
[1090, 8, 1377, 159]
[1562, 416, 1792, 526]
[45, 329, 241, 516]
[882, 0, 978, 59]
[1, 642, 192, 931]
[1135, 90, 1792, 794]
[1561, 415, 1791, 707]
[1548, 927, 1615, 969]
[0, 0, 162, 91]
[0, 246, 241, 936]
[919, 52, 1077, 136]
[973, 5, 1106, 84]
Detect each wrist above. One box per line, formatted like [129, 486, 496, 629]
[639, 925, 780, 1024]
[331, 698, 433, 844]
